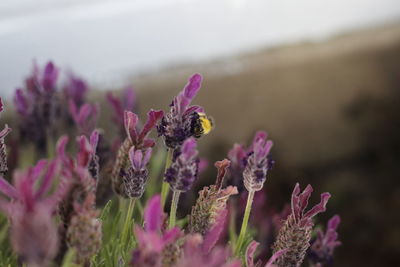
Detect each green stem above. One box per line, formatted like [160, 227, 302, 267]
[168, 190, 181, 228]
[161, 149, 174, 209]
[121, 198, 135, 249]
[235, 190, 255, 256]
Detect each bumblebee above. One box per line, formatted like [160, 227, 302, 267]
[191, 112, 214, 138]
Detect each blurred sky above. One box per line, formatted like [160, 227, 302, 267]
[0, 0, 400, 98]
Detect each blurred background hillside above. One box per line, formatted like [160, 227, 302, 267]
[1, 0, 400, 266]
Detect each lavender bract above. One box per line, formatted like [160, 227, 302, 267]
[112, 110, 163, 198]
[158, 74, 212, 149]
[272, 183, 331, 267]
[164, 138, 199, 192]
[243, 131, 274, 192]
[0, 159, 69, 266]
[308, 215, 341, 267]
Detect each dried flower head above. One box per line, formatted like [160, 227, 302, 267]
[0, 159, 69, 266]
[308, 215, 341, 267]
[112, 110, 163, 198]
[164, 138, 199, 192]
[131, 195, 181, 267]
[272, 183, 331, 267]
[243, 131, 274, 192]
[157, 74, 213, 149]
[67, 193, 102, 265]
[189, 159, 238, 235]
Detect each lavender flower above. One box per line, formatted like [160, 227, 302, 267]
[0, 98, 12, 175]
[189, 159, 238, 235]
[164, 138, 199, 192]
[63, 73, 89, 107]
[0, 159, 69, 266]
[246, 241, 287, 267]
[243, 131, 274, 192]
[69, 100, 99, 136]
[112, 110, 163, 198]
[157, 73, 213, 149]
[227, 143, 247, 189]
[131, 195, 181, 267]
[106, 87, 136, 137]
[308, 215, 341, 267]
[13, 61, 61, 153]
[66, 193, 102, 265]
[272, 183, 331, 267]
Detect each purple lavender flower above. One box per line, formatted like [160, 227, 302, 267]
[158, 73, 213, 149]
[272, 183, 331, 267]
[246, 241, 287, 267]
[106, 87, 136, 137]
[308, 215, 341, 267]
[164, 138, 199, 192]
[243, 131, 274, 192]
[63, 73, 89, 107]
[0, 159, 69, 266]
[131, 195, 181, 267]
[112, 110, 164, 198]
[13, 61, 61, 153]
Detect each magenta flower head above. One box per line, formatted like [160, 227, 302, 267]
[0, 98, 12, 175]
[77, 130, 100, 181]
[165, 137, 199, 192]
[63, 73, 89, 107]
[106, 86, 136, 136]
[69, 100, 99, 135]
[272, 183, 331, 267]
[308, 215, 341, 266]
[112, 110, 163, 198]
[243, 131, 274, 192]
[131, 195, 181, 267]
[157, 73, 213, 149]
[0, 159, 69, 266]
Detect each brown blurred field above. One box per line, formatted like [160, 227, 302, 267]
[129, 23, 400, 266]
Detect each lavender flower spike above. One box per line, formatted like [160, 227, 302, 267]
[165, 137, 199, 192]
[243, 131, 274, 192]
[158, 73, 213, 149]
[308, 215, 341, 266]
[122, 146, 152, 198]
[0, 97, 11, 175]
[272, 183, 331, 267]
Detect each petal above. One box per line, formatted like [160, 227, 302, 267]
[124, 111, 138, 144]
[245, 241, 259, 267]
[304, 192, 331, 219]
[202, 209, 227, 254]
[138, 109, 164, 143]
[144, 195, 162, 232]
[264, 249, 287, 267]
[0, 176, 18, 199]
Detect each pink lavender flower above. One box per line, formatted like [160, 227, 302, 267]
[158, 74, 212, 149]
[131, 195, 181, 267]
[0, 159, 69, 266]
[106, 87, 136, 136]
[68, 100, 99, 135]
[246, 241, 287, 267]
[66, 193, 102, 265]
[308, 215, 341, 267]
[165, 138, 199, 192]
[112, 110, 163, 198]
[272, 183, 331, 267]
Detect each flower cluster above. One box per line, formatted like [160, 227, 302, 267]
[0, 68, 341, 267]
